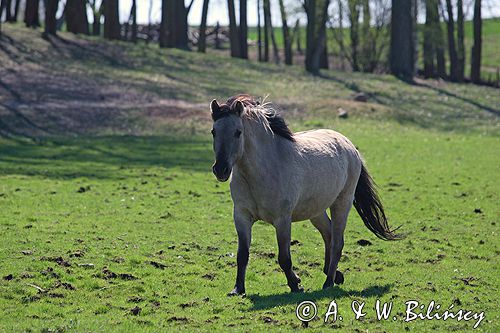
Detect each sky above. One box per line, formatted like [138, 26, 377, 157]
[116, 0, 500, 27]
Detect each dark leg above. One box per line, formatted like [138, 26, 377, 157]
[228, 210, 252, 296]
[323, 195, 352, 289]
[275, 217, 303, 292]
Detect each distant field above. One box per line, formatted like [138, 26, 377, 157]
[0, 25, 499, 332]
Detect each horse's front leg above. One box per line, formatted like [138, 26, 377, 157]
[274, 217, 303, 293]
[228, 209, 253, 296]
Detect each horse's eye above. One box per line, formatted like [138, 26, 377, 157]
[211, 129, 216, 137]
[235, 129, 242, 138]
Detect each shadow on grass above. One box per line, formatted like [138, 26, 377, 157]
[248, 284, 392, 311]
[0, 135, 214, 179]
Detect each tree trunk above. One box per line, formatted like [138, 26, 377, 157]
[348, 0, 360, 71]
[456, 0, 464, 82]
[390, 0, 415, 79]
[198, 0, 210, 52]
[257, 0, 262, 61]
[269, 14, 280, 64]
[227, 0, 240, 57]
[239, 0, 248, 58]
[424, 0, 438, 77]
[24, 0, 40, 28]
[0, 0, 4, 34]
[12, 0, 20, 22]
[3, 0, 12, 22]
[263, 0, 270, 61]
[160, 0, 190, 49]
[104, 0, 120, 40]
[319, 34, 328, 69]
[444, 0, 458, 81]
[66, 0, 89, 35]
[294, 19, 302, 54]
[44, 0, 59, 36]
[470, 0, 481, 83]
[90, 0, 102, 36]
[131, 0, 137, 43]
[360, 0, 372, 72]
[278, 0, 292, 65]
[305, 0, 330, 74]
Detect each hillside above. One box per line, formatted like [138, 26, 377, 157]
[0, 24, 498, 139]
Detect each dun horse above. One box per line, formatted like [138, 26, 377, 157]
[210, 94, 400, 295]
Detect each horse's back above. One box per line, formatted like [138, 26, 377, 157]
[288, 129, 362, 221]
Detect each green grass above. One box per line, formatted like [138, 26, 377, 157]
[0, 25, 499, 332]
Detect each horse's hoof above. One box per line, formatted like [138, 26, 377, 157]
[227, 287, 245, 297]
[334, 271, 344, 285]
[322, 278, 334, 290]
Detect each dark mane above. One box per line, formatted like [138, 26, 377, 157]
[223, 94, 295, 142]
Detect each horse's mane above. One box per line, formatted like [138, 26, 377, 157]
[223, 94, 295, 142]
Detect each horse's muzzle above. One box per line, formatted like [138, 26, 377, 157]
[212, 162, 231, 182]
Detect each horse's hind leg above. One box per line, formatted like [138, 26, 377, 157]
[310, 212, 332, 275]
[274, 216, 303, 293]
[323, 194, 353, 289]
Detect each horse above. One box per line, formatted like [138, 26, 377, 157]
[209, 94, 400, 296]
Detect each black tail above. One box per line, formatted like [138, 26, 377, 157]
[353, 164, 402, 240]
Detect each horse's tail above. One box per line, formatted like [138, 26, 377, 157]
[353, 163, 402, 240]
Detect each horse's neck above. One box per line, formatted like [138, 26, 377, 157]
[235, 121, 279, 181]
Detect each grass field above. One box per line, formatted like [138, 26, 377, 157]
[0, 25, 499, 332]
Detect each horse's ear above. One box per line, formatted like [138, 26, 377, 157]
[210, 99, 220, 113]
[233, 101, 244, 116]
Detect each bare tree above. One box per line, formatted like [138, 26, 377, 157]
[278, 0, 292, 65]
[44, 0, 59, 36]
[24, 0, 40, 28]
[257, 0, 263, 61]
[470, 0, 481, 83]
[227, 0, 240, 56]
[263, 0, 270, 61]
[444, 0, 458, 81]
[89, 0, 103, 36]
[348, 0, 360, 71]
[104, 0, 120, 40]
[304, 0, 331, 74]
[160, 0, 193, 49]
[12, 0, 20, 22]
[198, 0, 210, 52]
[456, 0, 465, 81]
[66, 0, 89, 35]
[390, 0, 416, 79]
[240, 0, 248, 58]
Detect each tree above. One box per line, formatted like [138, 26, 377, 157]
[456, 0, 465, 82]
[12, 0, 20, 22]
[227, 0, 240, 56]
[348, 0, 360, 71]
[24, 0, 40, 28]
[126, 0, 138, 42]
[304, 0, 331, 74]
[160, 0, 193, 49]
[263, 0, 272, 61]
[198, 0, 210, 52]
[444, 0, 458, 81]
[104, 0, 120, 40]
[66, 0, 89, 35]
[89, 0, 103, 36]
[390, 0, 416, 79]
[470, 0, 481, 83]
[257, 0, 263, 61]
[1, 0, 12, 22]
[424, 0, 438, 77]
[278, 0, 292, 65]
[239, 0, 248, 58]
[44, 0, 59, 36]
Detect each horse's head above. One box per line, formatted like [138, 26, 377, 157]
[210, 99, 245, 182]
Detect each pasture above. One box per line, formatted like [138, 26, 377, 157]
[0, 25, 499, 332]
